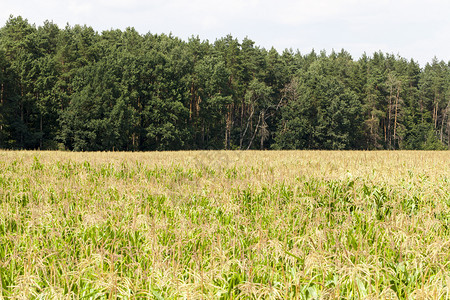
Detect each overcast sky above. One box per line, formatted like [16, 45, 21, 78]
[2, 0, 449, 66]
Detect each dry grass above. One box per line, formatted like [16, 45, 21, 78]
[0, 150, 449, 299]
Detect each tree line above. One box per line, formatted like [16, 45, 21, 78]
[0, 16, 449, 151]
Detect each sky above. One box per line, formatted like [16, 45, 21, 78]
[1, 0, 449, 66]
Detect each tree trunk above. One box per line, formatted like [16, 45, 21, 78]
[240, 103, 254, 149]
[393, 86, 399, 149]
[260, 111, 265, 150]
[420, 98, 423, 123]
[201, 120, 205, 148]
[225, 104, 232, 150]
[260, 133, 263, 150]
[246, 113, 261, 150]
[434, 94, 438, 129]
[0, 67, 4, 105]
[448, 108, 450, 150]
[442, 102, 449, 145]
[40, 114, 43, 149]
[388, 86, 392, 149]
[240, 99, 244, 146]
[189, 82, 194, 121]
[224, 122, 228, 150]
[0, 83, 3, 104]
[20, 85, 24, 146]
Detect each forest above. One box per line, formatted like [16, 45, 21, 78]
[0, 16, 449, 151]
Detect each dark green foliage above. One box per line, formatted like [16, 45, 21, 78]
[273, 54, 363, 150]
[0, 15, 449, 150]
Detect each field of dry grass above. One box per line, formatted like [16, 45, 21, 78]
[0, 150, 449, 299]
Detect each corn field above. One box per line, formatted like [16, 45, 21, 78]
[0, 151, 449, 299]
